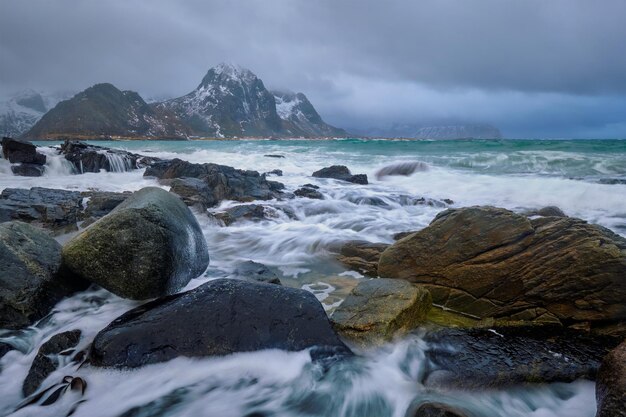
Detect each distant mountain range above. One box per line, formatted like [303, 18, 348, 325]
[0, 89, 72, 137]
[16, 63, 346, 140]
[351, 123, 503, 139]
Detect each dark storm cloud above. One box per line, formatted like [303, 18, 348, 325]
[1, 0, 625, 137]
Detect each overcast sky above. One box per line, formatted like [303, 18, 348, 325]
[1, 0, 626, 138]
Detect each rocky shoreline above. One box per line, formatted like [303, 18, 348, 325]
[0, 137, 624, 417]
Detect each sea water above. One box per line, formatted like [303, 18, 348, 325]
[0, 138, 624, 417]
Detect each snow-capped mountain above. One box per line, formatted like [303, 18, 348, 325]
[0, 90, 71, 137]
[23, 83, 190, 140]
[157, 63, 345, 138]
[272, 91, 346, 137]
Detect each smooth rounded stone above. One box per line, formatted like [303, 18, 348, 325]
[312, 165, 368, 185]
[232, 260, 282, 285]
[0, 222, 84, 329]
[22, 330, 82, 396]
[596, 340, 626, 417]
[335, 240, 389, 277]
[422, 326, 618, 389]
[11, 163, 45, 177]
[524, 205, 567, 217]
[375, 161, 429, 180]
[1, 137, 46, 165]
[89, 279, 351, 368]
[144, 158, 284, 202]
[62, 187, 210, 300]
[378, 206, 626, 336]
[330, 279, 432, 346]
[168, 177, 217, 210]
[0, 187, 83, 229]
[294, 184, 324, 199]
[405, 402, 469, 417]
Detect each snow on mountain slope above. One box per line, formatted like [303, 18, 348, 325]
[0, 90, 72, 137]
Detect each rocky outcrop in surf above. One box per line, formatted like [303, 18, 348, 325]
[59, 140, 158, 173]
[62, 187, 210, 300]
[378, 206, 626, 336]
[375, 161, 428, 179]
[2, 137, 47, 176]
[89, 279, 351, 368]
[312, 165, 368, 184]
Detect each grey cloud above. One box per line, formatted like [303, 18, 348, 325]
[1, 0, 625, 137]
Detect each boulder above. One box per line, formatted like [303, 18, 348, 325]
[0, 222, 84, 329]
[524, 206, 567, 217]
[312, 165, 368, 185]
[294, 184, 324, 199]
[232, 260, 282, 285]
[378, 206, 626, 335]
[11, 164, 45, 177]
[168, 177, 217, 210]
[422, 326, 618, 389]
[213, 204, 295, 226]
[1, 137, 46, 165]
[59, 140, 155, 173]
[375, 161, 429, 180]
[405, 402, 469, 417]
[0, 187, 83, 229]
[89, 279, 351, 368]
[22, 330, 82, 396]
[335, 240, 389, 277]
[62, 187, 209, 300]
[145, 158, 284, 202]
[330, 279, 431, 346]
[596, 340, 626, 417]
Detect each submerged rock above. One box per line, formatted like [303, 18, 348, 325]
[335, 240, 389, 277]
[89, 279, 351, 368]
[1, 137, 46, 165]
[22, 330, 82, 396]
[11, 163, 45, 177]
[312, 165, 368, 184]
[405, 402, 469, 417]
[331, 279, 431, 346]
[232, 260, 282, 285]
[378, 206, 626, 335]
[213, 204, 296, 226]
[375, 161, 428, 180]
[62, 187, 209, 300]
[145, 158, 284, 203]
[422, 326, 618, 389]
[596, 340, 626, 417]
[0, 222, 84, 329]
[294, 184, 324, 199]
[0, 187, 83, 230]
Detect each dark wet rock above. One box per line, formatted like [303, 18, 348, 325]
[0, 342, 13, 359]
[80, 191, 131, 219]
[596, 340, 626, 417]
[62, 187, 210, 300]
[375, 161, 429, 180]
[213, 204, 294, 226]
[263, 169, 283, 177]
[295, 184, 324, 199]
[117, 387, 189, 417]
[89, 279, 351, 368]
[17, 375, 87, 410]
[11, 163, 45, 177]
[0, 187, 83, 229]
[233, 260, 282, 285]
[312, 165, 368, 184]
[59, 140, 155, 173]
[331, 279, 431, 347]
[405, 402, 469, 417]
[264, 154, 285, 158]
[144, 158, 284, 202]
[335, 240, 389, 277]
[379, 206, 626, 336]
[393, 194, 449, 208]
[22, 330, 82, 396]
[598, 178, 626, 185]
[169, 177, 217, 210]
[0, 222, 85, 329]
[1, 137, 46, 165]
[524, 206, 567, 217]
[422, 326, 618, 389]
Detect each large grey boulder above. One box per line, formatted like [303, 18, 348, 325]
[89, 279, 351, 368]
[1, 137, 46, 165]
[62, 187, 209, 300]
[0, 222, 83, 329]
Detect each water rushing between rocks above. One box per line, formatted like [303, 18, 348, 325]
[1, 138, 625, 417]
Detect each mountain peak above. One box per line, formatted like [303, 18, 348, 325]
[199, 63, 257, 89]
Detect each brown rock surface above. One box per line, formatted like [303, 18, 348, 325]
[596, 340, 626, 417]
[378, 206, 626, 335]
[336, 240, 389, 277]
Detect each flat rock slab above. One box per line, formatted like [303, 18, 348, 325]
[89, 279, 351, 368]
